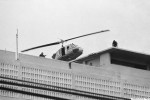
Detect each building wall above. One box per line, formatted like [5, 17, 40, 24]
[81, 53, 111, 67]
[82, 57, 100, 67]
[0, 96, 28, 100]
[0, 50, 150, 99]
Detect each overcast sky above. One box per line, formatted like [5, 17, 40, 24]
[0, 0, 150, 59]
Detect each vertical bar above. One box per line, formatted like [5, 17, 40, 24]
[16, 29, 19, 60]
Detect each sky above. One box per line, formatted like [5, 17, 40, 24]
[0, 0, 150, 59]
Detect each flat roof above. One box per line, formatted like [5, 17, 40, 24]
[75, 47, 150, 64]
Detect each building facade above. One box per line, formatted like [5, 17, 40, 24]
[0, 48, 150, 100]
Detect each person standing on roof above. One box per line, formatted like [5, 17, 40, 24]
[39, 52, 46, 57]
[112, 40, 118, 47]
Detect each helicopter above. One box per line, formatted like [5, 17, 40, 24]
[21, 30, 110, 61]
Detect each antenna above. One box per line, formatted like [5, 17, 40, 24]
[16, 29, 19, 60]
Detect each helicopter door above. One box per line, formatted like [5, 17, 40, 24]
[61, 47, 65, 56]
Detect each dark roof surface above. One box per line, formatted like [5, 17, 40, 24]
[75, 47, 150, 64]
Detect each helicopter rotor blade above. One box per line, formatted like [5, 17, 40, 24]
[64, 30, 109, 42]
[21, 42, 60, 52]
[21, 30, 109, 52]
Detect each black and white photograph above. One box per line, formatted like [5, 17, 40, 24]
[0, 0, 150, 100]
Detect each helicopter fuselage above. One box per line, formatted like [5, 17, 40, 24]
[52, 43, 83, 61]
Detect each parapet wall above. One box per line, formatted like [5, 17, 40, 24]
[0, 50, 150, 99]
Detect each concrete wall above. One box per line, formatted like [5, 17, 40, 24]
[82, 57, 100, 67]
[106, 64, 150, 86]
[1, 50, 150, 86]
[81, 53, 111, 67]
[0, 50, 150, 99]
[100, 53, 111, 66]
[0, 96, 27, 100]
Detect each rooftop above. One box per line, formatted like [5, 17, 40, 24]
[75, 47, 150, 65]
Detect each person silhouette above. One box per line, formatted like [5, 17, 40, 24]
[39, 52, 46, 57]
[112, 40, 118, 47]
